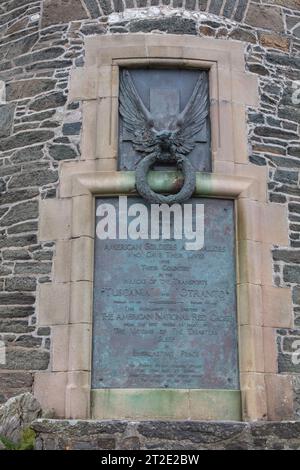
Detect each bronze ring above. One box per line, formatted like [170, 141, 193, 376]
[135, 154, 196, 204]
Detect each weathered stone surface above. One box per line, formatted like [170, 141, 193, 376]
[99, 0, 113, 14]
[6, 80, 56, 101]
[199, 25, 215, 37]
[273, 185, 300, 197]
[293, 287, 300, 305]
[245, 5, 284, 32]
[229, 28, 256, 43]
[185, 0, 196, 9]
[119, 436, 140, 450]
[10, 146, 44, 164]
[5, 277, 36, 292]
[287, 16, 300, 39]
[62, 122, 81, 135]
[253, 143, 284, 155]
[32, 250, 53, 261]
[274, 169, 299, 185]
[0, 201, 38, 228]
[0, 189, 40, 206]
[48, 144, 77, 160]
[31, 419, 300, 450]
[266, 53, 300, 69]
[42, 0, 88, 28]
[14, 336, 42, 348]
[248, 64, 269, 76]
[208, 0, 223, 15]
[0, 103, 15, 138]
[83, 0, 101, 18]
[291, 224, 300, 232]
[2, 249, 31, 261]
[254, 127, 298, 140]
[29, 92, 66, 112]
[279, 353, 300, 374]
[265, 0, 300, 9]
[25, 60, 72, 72]
[0, 306, 34, 318]
[6, 17, 29, 35]
[37, 327, 51, 336]
[72, 437, 116, 450]
[259, 32, 290, 52]
[267, 155, 300, 169]
[129, 18, 197, 35]
[234, 0, 248, 22]
[280, 85, 297, 107]
[14, 262, 52, 275]
[0, 33, 38, 62]
[0, 234, 37, 250]
[282, 335, 300, 353]
[0, 265, 12, 276]
[289, 147, 300, 158]
[0, 393, 42, 443]
[109, 25, 128, 33]
[0, 130, 54, 152]
[273, 250, 300, 264]
[290, 203, 300, 215]
[222, 0, 235, 18]
[81, 24, 106, 35]
[270, 194, 286, 204]
[8, 221, 38, 235]
[278, 107, 300, 124]
[20, 110, 56, 125]
[8, 169, 58, 189]
[2, 349, 49, 371]
[15, 47, 65, 67]
[0, 206, 9, 219]
[137, 421, 247, 443]
[283, 265, 300, 283]
[0, 372, 33, 403]
[0, 320, 35, 334]
[32, 419, 127, 436]
[0, 293, 34, 306]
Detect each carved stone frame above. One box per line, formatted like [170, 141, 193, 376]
[35, 34, 293, 422]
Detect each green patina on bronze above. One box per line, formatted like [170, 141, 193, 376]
[116, 171, 215, 197]
[91, 389, 242, 421]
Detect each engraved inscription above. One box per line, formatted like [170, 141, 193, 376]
[92, 198, 239, 390]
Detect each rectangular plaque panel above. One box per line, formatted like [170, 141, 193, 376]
[118, 68, 211, 172]
[92, 197, 239, 390]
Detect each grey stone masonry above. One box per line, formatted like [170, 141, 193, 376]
[32, 419, 300, 450]
[0, 0, 299, 424]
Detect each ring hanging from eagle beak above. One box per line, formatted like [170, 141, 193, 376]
[135, 153, 196, 204]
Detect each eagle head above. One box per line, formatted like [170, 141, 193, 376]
[155, 129, 176, 152]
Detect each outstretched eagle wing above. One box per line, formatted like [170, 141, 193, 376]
[119, 70, 158, 154]
[172, 74, 209, 156]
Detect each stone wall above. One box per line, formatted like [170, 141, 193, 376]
[0, 0, 300, 418]
[32, 419, 300, 450]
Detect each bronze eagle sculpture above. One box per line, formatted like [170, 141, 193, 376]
[119, 70, 209, 162]
[119, 70, 209, 203]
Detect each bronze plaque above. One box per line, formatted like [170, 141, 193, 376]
[92, 197, 239, 390]
[118, 68, 211, 172]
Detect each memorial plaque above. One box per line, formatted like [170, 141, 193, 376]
[92, 197, 239, 390]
